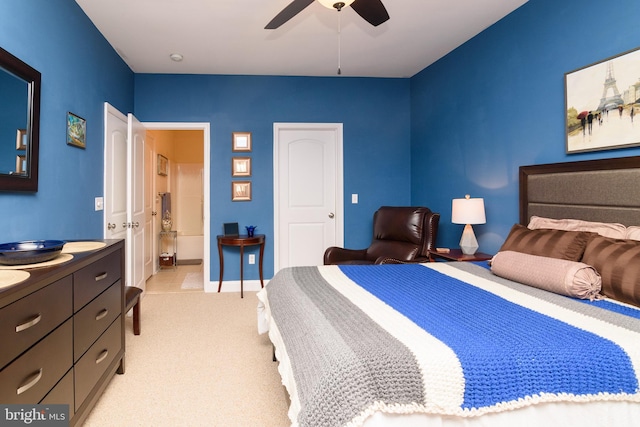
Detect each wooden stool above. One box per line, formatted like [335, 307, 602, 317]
[125, 286, 143, 335]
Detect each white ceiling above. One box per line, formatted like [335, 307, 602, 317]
[75, 0, 527, 78]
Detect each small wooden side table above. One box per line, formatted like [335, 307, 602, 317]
[428, 249, 492, 262]
[217, 234, 265, 298]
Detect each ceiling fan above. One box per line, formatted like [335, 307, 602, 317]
[265, 0, 390, 29]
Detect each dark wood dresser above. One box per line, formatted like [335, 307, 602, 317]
[0, 239, 125, 426]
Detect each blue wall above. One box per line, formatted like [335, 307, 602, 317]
[134, 74, 412, 279]
[3, 0, 640, 282]
[0, 0, 133, 242]
[411, 0, 640, 255]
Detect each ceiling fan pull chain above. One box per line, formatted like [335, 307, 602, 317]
[337, 8, 342, 75]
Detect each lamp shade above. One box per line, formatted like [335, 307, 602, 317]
[451, 195, 486, 225]
[318, 0, 355, 9]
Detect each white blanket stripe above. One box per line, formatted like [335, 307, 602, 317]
[426, 263, 640, 387]
[318, 266, 466, 413]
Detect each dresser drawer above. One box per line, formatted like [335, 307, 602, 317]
[74, 281, 122, 362]
[74, 317, 122, 411]
[0, 276, 72, 369]
[41, 368, 74, 411]
[74, 250, 121, 312]
[0, 319, 73, 404]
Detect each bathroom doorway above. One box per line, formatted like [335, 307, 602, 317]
[145, 122, 211, 292]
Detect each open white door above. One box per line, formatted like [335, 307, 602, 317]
[104, 104, 128, 242]
[127, 113, 146, 291]
[103, 103, 147, 291]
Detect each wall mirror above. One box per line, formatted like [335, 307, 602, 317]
[0, 47, 41, 192]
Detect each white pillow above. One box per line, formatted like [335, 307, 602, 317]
[625, 226, 640, 241]
[527, 215, 626, 239]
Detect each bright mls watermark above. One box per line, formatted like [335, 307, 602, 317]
[1, 405, 68, 426]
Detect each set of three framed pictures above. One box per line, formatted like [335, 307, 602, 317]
[231, 132, 252, 201]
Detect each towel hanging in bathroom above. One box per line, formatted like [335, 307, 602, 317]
[161, 192, 171, 216]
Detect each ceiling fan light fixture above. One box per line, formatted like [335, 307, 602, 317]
[318, 0, 355, 10]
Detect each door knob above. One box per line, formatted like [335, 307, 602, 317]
[328, 212, 335, 218]
[107, 223, 116, 230]
[152, 211, 157, 216]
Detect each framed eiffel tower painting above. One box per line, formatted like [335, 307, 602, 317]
[565, 46, 640, 153]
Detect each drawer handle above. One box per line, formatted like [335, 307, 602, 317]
[96, 349, 109, 365]
[16, 313, 42, 333]
[95, 272, 108, 281]
[17, 368, 43, 395]
[95, 308, 109, 321]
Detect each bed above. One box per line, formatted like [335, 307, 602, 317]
[257, 155, 640, 427]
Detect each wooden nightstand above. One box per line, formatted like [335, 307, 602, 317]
[429, 249, 492, 262]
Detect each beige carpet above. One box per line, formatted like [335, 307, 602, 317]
[83, 291, 290, 426]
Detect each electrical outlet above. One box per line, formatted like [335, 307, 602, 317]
[248, 254, 255, 264]
[352, 193, 358, 204]
[95, 197, 104, 211]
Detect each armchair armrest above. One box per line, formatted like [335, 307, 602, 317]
[377, 255, 430, 265]
[323, 247, 368, 265]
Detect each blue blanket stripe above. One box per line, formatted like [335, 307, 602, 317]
[339, 264, 638, 409]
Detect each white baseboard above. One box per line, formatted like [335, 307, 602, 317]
[204, 279, 266, 294]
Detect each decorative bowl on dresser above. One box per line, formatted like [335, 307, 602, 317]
[0, 239, 125, 426]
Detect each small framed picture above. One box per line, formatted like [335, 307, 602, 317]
[66, 112, 86, 149]
[157, 154, 168, 176]
[232, 181, 251, 201]
[16, 129, 27, 150]
[223, 222, 239, 236]
[232, 132, 252, 152]
[232, 157, 251, 177]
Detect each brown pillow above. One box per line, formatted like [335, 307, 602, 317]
[581, 236, 640, 308]
[499, 224, 592, 262]
[491, 251, 601, 300]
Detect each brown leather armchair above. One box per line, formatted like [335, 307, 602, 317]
[323, 206, 440, 265]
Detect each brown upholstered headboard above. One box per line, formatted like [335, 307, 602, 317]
[519, 156, 640, 227]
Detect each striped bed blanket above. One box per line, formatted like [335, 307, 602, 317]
[257, 262, 640, 427]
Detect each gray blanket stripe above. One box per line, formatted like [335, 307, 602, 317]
[267, 267, 424, 427]
[450, 263, 640, 333]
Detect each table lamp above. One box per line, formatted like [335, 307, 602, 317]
[452, 195, 486, 255]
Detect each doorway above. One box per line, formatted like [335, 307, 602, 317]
[144, 122, 211, 292]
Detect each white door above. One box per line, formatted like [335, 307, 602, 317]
[103, 103, 147, 291]
[274, 123, 343, 271]
[104, 104, 127, 242]
[127, 113, 146, 291]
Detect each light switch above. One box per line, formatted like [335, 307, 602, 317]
[351, 194, 358, 204]
[95, 197, 104, 211]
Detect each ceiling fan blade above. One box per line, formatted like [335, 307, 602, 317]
[351, 0, 389, 26]
[265, 0, 315, 29]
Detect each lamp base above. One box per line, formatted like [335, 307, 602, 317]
[459, 224, 479, 255]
